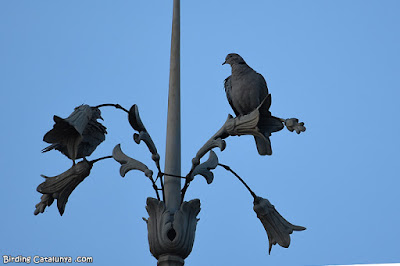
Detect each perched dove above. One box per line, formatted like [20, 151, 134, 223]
[223, 53, 283, 155]
[42, 105, 107, 163]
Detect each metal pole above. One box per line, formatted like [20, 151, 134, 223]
[164, 0, 181, 214]
[147, 2, 197, 265]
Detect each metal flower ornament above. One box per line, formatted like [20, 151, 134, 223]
[35, 83, 306, 256]
[36, 55, 306, 266]
[35, 159, 94, 216]
[35, 104, 116, 215]
[41, 105, 107, 165]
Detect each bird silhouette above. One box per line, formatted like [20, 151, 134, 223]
[42, 105, 107, 164]
[223, 53, 283, 155]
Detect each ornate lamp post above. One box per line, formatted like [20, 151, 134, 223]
[34, 1, 306, 265]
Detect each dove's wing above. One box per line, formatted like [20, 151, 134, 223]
[77, 120, 107, 158]
[224, 76, 240, 117]
[41, 143, 72, 159]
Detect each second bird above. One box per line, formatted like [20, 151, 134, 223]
[223, 53, 283, 155]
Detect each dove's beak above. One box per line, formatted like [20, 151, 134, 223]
[222, 60, 227, 65]
[99, 115, 104, 121]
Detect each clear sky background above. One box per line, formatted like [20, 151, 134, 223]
[1, 1, 399, 266]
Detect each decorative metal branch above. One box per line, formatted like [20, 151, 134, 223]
[125, 104, 164, 201]
[35, 100, 306, 256]
[181, 151, 219, 202]
[113, 144, 154, 178]
[95, 103, 129, 114]
[128, 105, 161, 171]
[178, 100, 306, 253]
[187, 103, 305, 174]
[112, 144, 160, 201]
[189, 150, 219, 184]
[217, 163, 257, 199]
[89, 155, 113, 164]
[182, 103, 305, 201]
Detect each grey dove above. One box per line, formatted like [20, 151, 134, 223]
[223, 53, 283, 155]
[42, 105, 107, 163]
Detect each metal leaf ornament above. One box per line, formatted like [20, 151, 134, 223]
[128, 104, 161, 171]
[189, 151, 218, 184]
[112, 144, 153, 178]
[284, 118, 306, 134]
[35, 159, 93, 216]
[42, 105, 107, 163]
[253, 196, 306, 254]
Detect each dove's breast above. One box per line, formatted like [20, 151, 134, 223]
[230, 72, 267, 115]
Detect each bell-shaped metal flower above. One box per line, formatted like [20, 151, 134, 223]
[42, 105, 107, 162]
[34, 159, 93, 216]
[253, 196, 306, 254]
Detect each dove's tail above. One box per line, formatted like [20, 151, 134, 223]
[254, 136, 272, 156]
[254, 114, 285, 156]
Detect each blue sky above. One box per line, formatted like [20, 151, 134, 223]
[1, 1, 399, 265]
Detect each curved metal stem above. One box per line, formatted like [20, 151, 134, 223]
[89, 155, 113, 164]
[180, 179, 190, 203]
[218, 163, 257, 199]
[95, 103, 129, 113]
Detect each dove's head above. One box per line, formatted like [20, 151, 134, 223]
[222, 53, 246, 66]
[91, 107, 104, 121]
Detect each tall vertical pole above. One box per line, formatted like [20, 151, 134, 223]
[145, 1, 200, 264]
[146, 2, 198, 265]
[164, 0, 181, 213]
